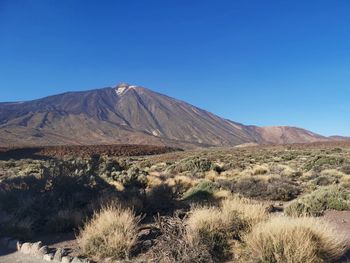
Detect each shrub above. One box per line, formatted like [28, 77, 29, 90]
[0, 215, 34, 239]
[182, 181, 219, 202]
[309, 169, 344, 187]
[0, 171, 106, 237]
[230, 175, 300, 201]
[285, 185, 350, 217]
[44, 209, 84, 233]
[113, 166, 148, 188]
[146, 183, 176, 213]
[172, 157, 213, 174]
[205, 170, 219, 182]
[341, 164, 350, 175]
[304, 155, 347, 172]
[150, 215, 213, 263]
[186, 207, 231, 262]
[98, 158, 122, 178]
[245, 217, 348, 263]
[221, 197, 268, 234]
[167, 175, 196, 195]
[77, 205, 140, 260]
[270, 164, 302, 178]
[252, 164, 269, 175]
[340, 175, 350, 188]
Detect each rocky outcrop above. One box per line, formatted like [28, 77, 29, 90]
[0, 237, 91, 263]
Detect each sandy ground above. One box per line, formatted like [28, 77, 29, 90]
[323, 210, 350, 242]
[0, 248, 46, 263]
[323, 210, 350, 263]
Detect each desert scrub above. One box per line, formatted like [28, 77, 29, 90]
[252, 164, 270, 175]
[146, 183, 176, 213]
[182, 180, 219, 202]
[98, 158, 122, 178]
[168, 157, 213, 174]
[184, 199, 268, 261]
[77, 205, 140, 260]
[166, 175, 196, 195]
[221, 197, 268, 235]
[285, 185, 350, 217]
[112, 166, 148, 188]
[44, 209, 83, 233]
[245, 217, 348, 263]
[229, 175, 301, 201]
[186, 207, 232, 262]
[304, 155, 347, 172]
[340, 175, 350, 188]
[0, 215, 34, 239]
[270, 164, 302, 178]
[309, 169, 344, 187]
[150, 214, 213, 263]
[0, 171, 106, 237]
[341, 164, 350, 175]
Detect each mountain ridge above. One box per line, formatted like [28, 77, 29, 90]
[0, 84, 343, 148]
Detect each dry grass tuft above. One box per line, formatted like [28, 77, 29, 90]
[252, 164, 270, 175]
[184, 199, 269, 261]
[77, 205, 140, 260]
[221, 197, 269, 230]
[147, 175, 163, 187]
[213, 189, 232, 200]
[245, 216, 348, 263]
[186, 207, 224, 235]
[186, 207, 232, 261]
[165, 175, 196, 196]
[205, 170, 219, 181]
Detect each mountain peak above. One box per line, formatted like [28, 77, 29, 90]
[115, 83, 139, 95]
[0, 83, 336, 148]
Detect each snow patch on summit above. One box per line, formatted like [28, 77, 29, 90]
[115, 85, 138, 96]
[152, 129, 162, 136]
[116, 86, 127, 95]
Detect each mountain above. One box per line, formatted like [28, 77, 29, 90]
[329, 136, 350, 141]
[0, 83, 332, 148]
[252, 126, 328, 144]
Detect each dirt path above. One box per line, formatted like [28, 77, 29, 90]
[323, 210, 350, 243]
[323, 210, 350, 263]
[0, 248, 46, 263]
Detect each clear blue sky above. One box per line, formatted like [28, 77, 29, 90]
[1, 0, 349, 136]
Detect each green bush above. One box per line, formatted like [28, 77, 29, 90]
[112, 166, 148, 188]
[304, 155, 347, 172]
[171, 157, 213, 174]
[285, 185, 350, 217]
[182, 181, 219, 201]
[309, 169, 343, 187]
